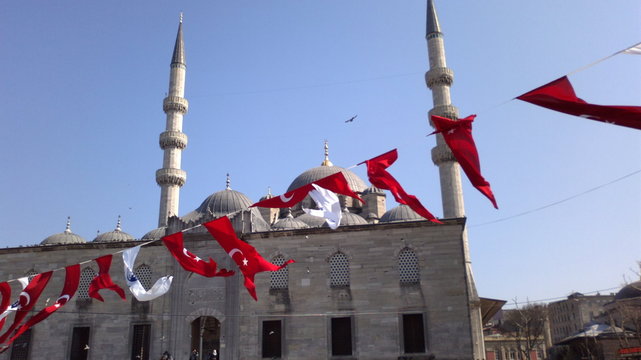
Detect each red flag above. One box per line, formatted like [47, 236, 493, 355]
[162, 232, 234, 278]
[203, 217, 295, 301]
[251, 172, 363, 208]
[517, 76, 641, 130]
[88, 255, 126, 302]
[0, 283, 12, 333]
[430, 115, 498, 209]
[359, 149, 442, 223]
[0, 271, 53, 344]
[7, 265, 80, 345]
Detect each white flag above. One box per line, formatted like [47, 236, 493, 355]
[0, 277, 28, 322]
[624, 43, 641, 55]
[123, 246, 173, 302]
[303, 183, 342, 229]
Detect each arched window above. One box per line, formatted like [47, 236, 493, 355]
[270, 256, 288, 290]
[399, 248, 420, 284]
[134, 264, 153, 291]
[329, 252, 350, 287]
[25, 270, 38, 282]
[77, 267, 96, 300]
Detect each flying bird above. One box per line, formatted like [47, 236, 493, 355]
[345, 115, 357, 123]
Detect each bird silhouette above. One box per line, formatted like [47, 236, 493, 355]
[345, 115, 357, 123]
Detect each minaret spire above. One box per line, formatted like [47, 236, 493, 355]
[156, 16, 189, 227]
[321, 140, 333, 166]
[425, 0, 464, 218]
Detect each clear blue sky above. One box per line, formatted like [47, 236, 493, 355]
[1, 1, 639, 306]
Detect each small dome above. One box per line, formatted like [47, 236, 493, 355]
[93, 217, 136, 242]
[615, 281, 641, 300]
[323, 210, 367, 227]
[288, 165, 367, 193]
[141, 227, 166, 241]
[380, 205, 423, 223]
[272, 211, 310, 230]
[362, 186, 385, 195]
[295, 213, 327, 228]
[41, 218, 86, 245]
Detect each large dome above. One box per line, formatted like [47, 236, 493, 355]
[615, 281, 641, 300]
[288, 165, 367, 193]
[41, 218, 86, 245]
[196, 189, 253, 217]
[93, 217, 136, 243]
[380, 205, 424, 223]
[141, 226, 166, 241]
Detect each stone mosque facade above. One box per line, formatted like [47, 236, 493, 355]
[0, 2, 488, 360]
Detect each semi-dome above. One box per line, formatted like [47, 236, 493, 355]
[615, 281, 641, 300]
[380, 205, 424, 223]
[41, 218, 86, 245]
[295, 213, 327, 228]
[141, 226, 167, 241]
[195, 175, 253, 217]
[272, 210, 310, 230]
[93, 217, 136, 242]
[322, 209, 367, 227]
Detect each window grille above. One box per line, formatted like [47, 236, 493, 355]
[9, 329, 31, 360]
[270, 256, 288, 290]
[399, 248, 420, 284]
[134, 265, 153, 291]
[25, 270, 38, 282]
[329, 252, 349, 287]
[77, 267, 96, 300]
[131, 324, 151, 360]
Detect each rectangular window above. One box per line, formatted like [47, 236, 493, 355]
[10, 329, 31, 360]
[331, 317, 352, 356]
[131, 324, 151, 360]
[70, 327, 91, 360]
[261, 320, 282, 358]
[402, 313, 426, 353]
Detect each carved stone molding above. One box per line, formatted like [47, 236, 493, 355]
[156, 168, 186, 187]
[163, 96, 189, 114]
[159, 131, 188, 150]
[425, 67, 454, 89]
[431, 144, 457, 165]
[428, 105, 459, 124]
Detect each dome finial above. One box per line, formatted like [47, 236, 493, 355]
[267, 186, 272, 196]
[321, 139, 333, 166]
[115, 215, 122, 231]
[226, 173, 231, 190]
[179, 12, 183, 24]
[64, 216, 72, 234]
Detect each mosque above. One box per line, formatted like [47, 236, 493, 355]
[0, 1, 493, 359]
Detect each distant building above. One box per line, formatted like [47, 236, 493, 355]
[548, 292, 614, 344]
[484, 309, 548, 360]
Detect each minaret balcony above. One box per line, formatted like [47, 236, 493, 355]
[159, 131, 188, 150]
[428, 104, 459, 123]
[431, 144, 457, 165]
[156, 168, 186, 187]
[163, 96, 189, 114]
[425, 67, 454, 88]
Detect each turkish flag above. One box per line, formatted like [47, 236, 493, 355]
[360, 149, 442, 223]
[7, 265, 80, 345]
[0, 283, 10, 333]
[517, 76, 641, 130]
[162, 232, 234, 278]
[203, 217, 295, 301]
[0, 271, 53, 344]
[430, 115, 498, 209]
[251, 172, 363, 208]
[88, 255, 126, 302]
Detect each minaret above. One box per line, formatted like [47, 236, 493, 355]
[156, 14, 189, 227]
[425, 2, 485, 359]
[425, 0, 465, 219]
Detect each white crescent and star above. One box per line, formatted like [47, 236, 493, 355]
[19, 292, 30, 307]
[55, 294, 71, 308]
[280, 192, 294, 203]
[228, 248, 249, 267]
[182, 248, 202, 262]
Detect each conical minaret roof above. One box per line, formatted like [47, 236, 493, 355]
[426, 0, 441, 35]
[171, 15, 185, 66]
